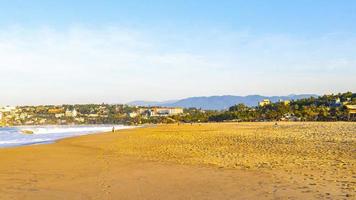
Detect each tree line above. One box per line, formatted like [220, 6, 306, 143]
[171, 92, 356, 123]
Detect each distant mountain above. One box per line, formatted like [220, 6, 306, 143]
[127, 100, 178, 107]
[127, 94, 318, 110]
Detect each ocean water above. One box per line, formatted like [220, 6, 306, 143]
[0, 125, 133, 148]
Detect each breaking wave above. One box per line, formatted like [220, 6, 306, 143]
[0, 125, 133, 148]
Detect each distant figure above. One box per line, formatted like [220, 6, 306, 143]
[112, 127, 115, 132]
[274, 122, 278, 126]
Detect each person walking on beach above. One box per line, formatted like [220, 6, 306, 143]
[112, 127, 115, 132]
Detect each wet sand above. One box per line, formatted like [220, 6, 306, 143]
[0, 122, 354, 199]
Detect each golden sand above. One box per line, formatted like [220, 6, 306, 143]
[0, 122, 355, 199]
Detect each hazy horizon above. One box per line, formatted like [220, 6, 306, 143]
[0, 92, 345, 107]
[1, 1, 355, 105]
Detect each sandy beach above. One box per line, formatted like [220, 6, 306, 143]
[0, 122, 355, 199]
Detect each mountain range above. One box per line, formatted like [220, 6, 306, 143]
[128, 94, 318, 110]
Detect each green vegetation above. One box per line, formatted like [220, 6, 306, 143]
[209, 92, 355, 122]
[0, 92, 355, 126]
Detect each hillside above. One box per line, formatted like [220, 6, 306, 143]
[128, 94, 318, 110]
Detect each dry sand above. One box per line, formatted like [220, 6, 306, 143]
[0, 122, 355, 199]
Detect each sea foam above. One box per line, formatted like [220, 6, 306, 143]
[0, 125, 132, 148]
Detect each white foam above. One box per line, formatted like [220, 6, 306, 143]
[0, 125, 133, 148]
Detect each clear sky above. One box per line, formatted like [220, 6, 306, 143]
[0, 0, 355, 105]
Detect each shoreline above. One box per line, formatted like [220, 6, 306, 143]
[0, 124, 136, 149]
[0, 125, 279, 200]
[0, 122, 354, 199]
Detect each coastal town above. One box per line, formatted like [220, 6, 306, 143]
[1, 92, 355, 126]
[0, 104, 184, 126]
[1, 1, 356, 199]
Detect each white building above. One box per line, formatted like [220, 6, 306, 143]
[129, 112, 138, 118]
[65, 109, 78, 117]
[55, 113, 65, 118]
[148, 107, 184, 117]
[258, 99, 271, 107]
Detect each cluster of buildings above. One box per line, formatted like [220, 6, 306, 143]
[0, 106, 80, 125]
[258, 99, 290, 107]
[322, 98, 356, 120]
[129, 107, 184, 118]
[329, 97, 353, 107]
[258, 97, 354, 108]
[257, 96, 356, 121]
[0, 106, 16, 122]
[279, 113, 301, 121]
[346, 105, 356, 120]
[0, 104, 184, 126]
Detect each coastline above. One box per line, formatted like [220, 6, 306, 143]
[0, 125, 277, 200]
[0, 122, 354, 199]
[0, 125, 135, 149]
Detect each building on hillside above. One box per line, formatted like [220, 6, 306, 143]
[278, 99, 290, 106]
[0, 106, 16, 113]
[346, 105, 356, 121]
[279, 113, 301, 121]
[55, 113, 65, 118]
[258, 99, 271, 107]
[48, 108, 64, 114]
[342, 98, 352, 105]
[65, 109, 78, 117]
[330, 98, 342, 107]
[128, 112, 138, 118]
[142, 107, 184, 117]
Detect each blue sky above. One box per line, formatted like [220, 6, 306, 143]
[0, 0, 355, 105]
